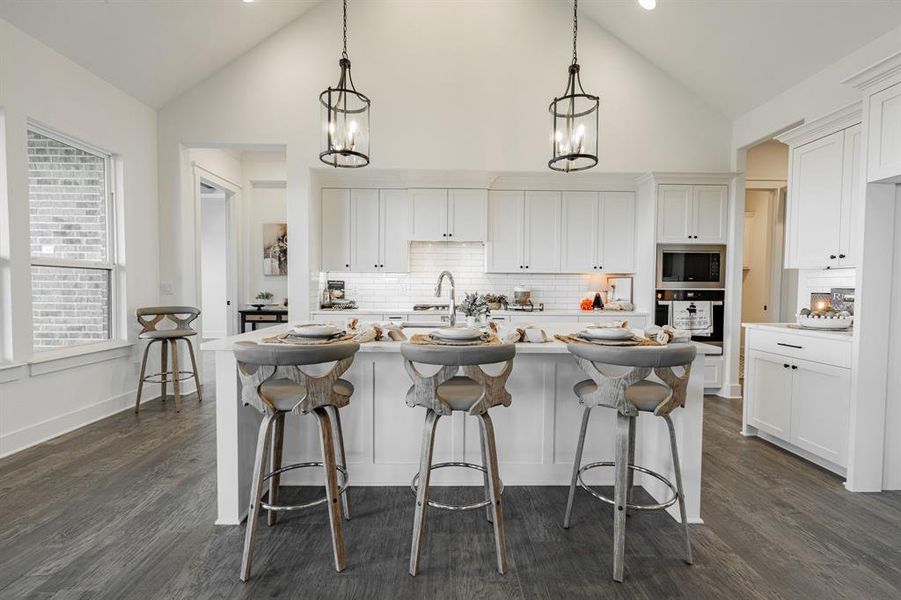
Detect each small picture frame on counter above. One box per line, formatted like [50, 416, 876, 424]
[830, 287, 855, 315]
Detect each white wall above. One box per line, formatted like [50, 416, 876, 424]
[200, 192, 228, 338]
[246, 185, 287, 305]
[156, 0, 732, 320]
[0, 19, 159, 456]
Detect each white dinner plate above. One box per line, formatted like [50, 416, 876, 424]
[290, 324, 341, 338]
[432, 327, 483, 341]
[579, 327, 633, 341]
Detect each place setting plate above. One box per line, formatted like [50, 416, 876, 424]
[417, 326, 494, 346]
[287, 324, 345, 339]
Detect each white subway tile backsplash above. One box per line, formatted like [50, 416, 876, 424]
[318, 242, 605, 310]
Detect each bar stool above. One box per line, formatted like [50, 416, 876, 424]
[563, 342, 696, 582]
[134, 306, 202, 413]
[401, 343, 516, 576]
[233, 341, 360, 580]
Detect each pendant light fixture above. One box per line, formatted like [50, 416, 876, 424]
[319, 0, 370, 168]
[548, 0, 599, 172]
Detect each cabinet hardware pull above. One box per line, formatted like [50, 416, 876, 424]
[783, 364, 789, 368]
[442, 233, 446, 237]
[839, 254, 846, 259]
[777, 342, 803, 349]
[345, 264, 349, 268]
[525, 265, 529, 269]
[380, 264, 384, 268]
[448, 233, 453, 237]
[829, 254, 837, 259]
[791, 365, 798, 370]
[519, 265, 523, 269]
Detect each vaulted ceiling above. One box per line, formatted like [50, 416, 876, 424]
[1, 0, 900, 117]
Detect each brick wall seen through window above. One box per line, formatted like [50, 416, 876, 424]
[28, 129, 113, 351]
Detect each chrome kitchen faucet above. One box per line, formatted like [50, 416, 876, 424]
[434, 271, 456, 327]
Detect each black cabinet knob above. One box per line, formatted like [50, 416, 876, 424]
[380, 264, 384, 268]
[442, 233, 446, 237]
[525, 265, 529, 269]
[598, 265, 603, 270]
[448, 233, 453, 237]
[345, 264, 349, 268]
[839, 254, 846, 259]
[519, 265, 523, 269]
[791, 365, 798, 370]
[374, 264, 378, 267]
[829, 254, 837, 259]
[784, 364, 789, 368]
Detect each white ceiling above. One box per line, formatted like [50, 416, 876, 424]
[581, 0, 901, 117]
[0, 0, 321, 109]
[1, 0, 900, 117]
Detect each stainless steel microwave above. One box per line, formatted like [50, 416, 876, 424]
[656, 245, 725, 289]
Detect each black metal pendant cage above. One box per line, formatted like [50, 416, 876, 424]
[320, 57, 370, 168]
[548, 62, 599, 172]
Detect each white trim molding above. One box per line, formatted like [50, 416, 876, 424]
[776, 101, 863, 147]
[843, 50, 901, 92]
[28, 341, 134, 376]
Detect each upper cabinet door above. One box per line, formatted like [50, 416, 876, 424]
[657, 185, 693, 243]
[379, 189, 411, 272]
[599, 191, 635, 273]
[321, 188, 351, 272]
[560, 191, 598, 273]
[486, 191, 524, 273]
[867, 81, 901, 183]
[448, 189, 487, 242]
[350, 189, 381, 273]
[789, 130, 845, 269]
[524, 191, 562, 273]
[692, 186, 728, 244]
[838, 125, 862, 267]
[410, 188, 448, 241]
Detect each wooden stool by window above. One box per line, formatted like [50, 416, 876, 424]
[134, 306, 202, 413]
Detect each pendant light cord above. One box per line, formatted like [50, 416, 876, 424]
[572, 0, 578, 65]
[342, 0, 348, 58]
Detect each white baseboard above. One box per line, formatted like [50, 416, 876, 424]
[0, 381, 199, 458]
[714, 382, 742, 399]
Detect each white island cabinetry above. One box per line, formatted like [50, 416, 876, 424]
[742, 323, 852, 474]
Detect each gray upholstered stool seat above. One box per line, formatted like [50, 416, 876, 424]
[401, 342, 516, 576]
[564, 341, 697, 583]
[234, 341, 360, 580]
[574, 379, 671, 413]
[139, 328, 198, 339]
[134, 306, 203, 413]
[261, 378, 354, 412]
[404, 375, 482, 411]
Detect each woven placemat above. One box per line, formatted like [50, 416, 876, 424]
[262, 332, 356, 346]
[410, 333, 502, 347]
[554, 333, 660, 347]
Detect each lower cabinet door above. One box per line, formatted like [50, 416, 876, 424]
[746, 350, 793, 438]
[789, 358, 851, 466]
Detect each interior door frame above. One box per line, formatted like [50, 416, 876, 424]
[192, 163, 241, 338]
[744, 179, 787, 325]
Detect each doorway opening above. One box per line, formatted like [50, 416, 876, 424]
[199, 180, 234, 339]
[740, 139, 795, 380]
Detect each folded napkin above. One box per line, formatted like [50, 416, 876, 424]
[489, 323, 548, 343]
[645, 325, 691, 345]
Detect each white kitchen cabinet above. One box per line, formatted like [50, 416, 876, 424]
[778, 103, 862, 269]
[561, 191, 635, 273]
[524, 191, 561, 272]
[743, 326, 852, 471]
[350, 189, 381, 273]
[487, 190, 561, 273]
[866, 80, 901, 183]
[487, 191, 524, 272]
[790, 358, 850, 466]
[321, 188, 351, 272]
[410, 188, 487, 242]
[379, 189, 411, 272]
[448, 189, 488, 241]
[410, 188, 447, 241]
[322, 188, 410, 273]
[656, 184, 727, 244]
[746, 349, 794, 438]
[561, 192, 597, 272]
[600, 191, 635, 272]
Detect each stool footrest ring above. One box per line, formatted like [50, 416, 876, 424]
[142, 369, 195, 384]
[410, 461, 504, 511]
[260, 462, 348, 512]
[577, 461, 679, 512]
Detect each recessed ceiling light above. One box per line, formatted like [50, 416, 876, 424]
[639, 0, 657, 10]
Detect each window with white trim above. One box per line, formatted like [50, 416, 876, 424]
[28, 126, 118, 351]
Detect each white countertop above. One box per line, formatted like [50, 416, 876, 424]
[311, 308, 649, 317]
[203, 322, 720, 355]
[742, 322, 853, 341]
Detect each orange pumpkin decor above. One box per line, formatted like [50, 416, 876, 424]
[580, 298, 593, 311]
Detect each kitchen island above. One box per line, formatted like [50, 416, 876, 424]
[203, 324, 719, 526]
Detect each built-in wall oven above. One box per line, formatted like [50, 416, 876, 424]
[655, 289, 724, 346]
[656, 245, 726, 289]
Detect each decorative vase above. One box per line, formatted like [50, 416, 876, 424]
[466, 316, 477, 327]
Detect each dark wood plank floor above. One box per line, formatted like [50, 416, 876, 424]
[2, 383, 900, 599]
